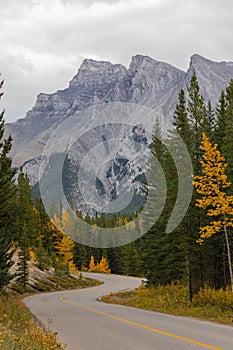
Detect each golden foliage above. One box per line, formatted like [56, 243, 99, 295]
[88, 255, 98, 272]
[193, 133, 233, 242]
[0, 296, 66, 349]
[54, 235, 77, 273]
[51, 213, 63, 232]
[88, 255, 111, 274]
[98, 256, 111, 274]
[29, 248, 37, 262]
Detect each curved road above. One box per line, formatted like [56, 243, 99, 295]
[24, 273, 233, 350]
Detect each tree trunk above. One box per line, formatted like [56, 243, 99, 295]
[186, 235, 193, 304]
[223, 220, 233, 292]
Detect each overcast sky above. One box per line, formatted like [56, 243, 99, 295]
[1, 0, 233, 122]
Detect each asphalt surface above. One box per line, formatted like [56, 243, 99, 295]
[24, 273, 233, 350]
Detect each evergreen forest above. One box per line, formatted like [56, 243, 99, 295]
[1, 74, 233, 301]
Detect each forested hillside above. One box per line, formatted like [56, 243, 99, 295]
[1, 74, 233, 300]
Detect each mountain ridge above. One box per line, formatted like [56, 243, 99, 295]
[5, 53, 233, 192]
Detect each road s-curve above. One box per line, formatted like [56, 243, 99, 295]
[24, 273, 233, 350]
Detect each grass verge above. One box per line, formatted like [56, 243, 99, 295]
[11, 272, 102, 294]
[0, 294, 65, 349]
[102, 282, 233, 325]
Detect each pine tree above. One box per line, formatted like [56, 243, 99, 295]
[34, 197, 54, 255]
[172, 89, 197, 301]
[215, 90, 228, 148]
[36, 237, 51, 271]
[173, 89, 192, 149]
[16, 169, 39, 244]
[187, 74, 207, 170]
[15, 170, 40, 284]
[140, 118, 181, 286]
[15, 227, 30, 291]
[186, 75, 211, 297]
[107, 247, 123, 274]
[222, 79, 233, 187]
[142, 77, 209, 296]
[0, 235, 15, 290]
[203, 101, 215, 139]
[73, 242, 89, 271]
[121, 243, 138, 276]
[193, 133, 233, 292]
[0, 78, 17, 290]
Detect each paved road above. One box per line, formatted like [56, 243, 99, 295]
[24, 273, 233, 350]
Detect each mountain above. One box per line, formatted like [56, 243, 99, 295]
[5, 54, 233, 215]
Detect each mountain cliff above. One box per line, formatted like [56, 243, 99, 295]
[5, 54, 233, 215]
[6, 54, 233, 167]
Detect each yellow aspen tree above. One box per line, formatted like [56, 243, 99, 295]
[98, 256, 111, 274]
[29, 249, 37, 262]
[51, 213, 63, 232]
[116, 216, 123, 227]
[89, 255, 97, 272]
[193, 132, 233, 292]
[54, 235, 77, 272]
[61, 209, 76, 234]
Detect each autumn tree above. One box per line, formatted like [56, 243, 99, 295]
[98, 256, 111, 274]
[54, 234, 77, 275]
[193, 133, 233, 292]
[88, 255, 110, 273]
[89, 255, 97, 272]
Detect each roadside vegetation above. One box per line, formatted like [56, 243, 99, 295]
[0, 294, 65, 350]
[102, 282, 233, 325]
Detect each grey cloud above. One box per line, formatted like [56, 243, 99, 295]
[61, 0, 123, 6]
[1, 0, 233, 122]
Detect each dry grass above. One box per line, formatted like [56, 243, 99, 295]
[0, 294, 65, 349]
[102, 282, 233, 325]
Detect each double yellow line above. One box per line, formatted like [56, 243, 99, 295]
[59, 293, 223, 350]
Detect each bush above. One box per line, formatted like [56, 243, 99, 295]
[193, 286, 233, 312]
[102, 282, 233, 324]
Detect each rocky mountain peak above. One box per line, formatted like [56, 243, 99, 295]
[129, 54, 154, 68]
[5, 54, 233, 171]
[187, 54, 233, 104]
[69, 58, 127, 88]
[129, 54, 184, 73]
[189, 53, 233, 69]
[189, 53, 209, 65]
[5, 53, 233, 215]
[78, 58, 115, 76]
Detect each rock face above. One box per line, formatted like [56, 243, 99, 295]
[6, 54, 233, 168]
[5, 54, 233, 215]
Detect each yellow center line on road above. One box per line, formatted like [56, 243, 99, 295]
[59, 296, 223, 350]
[68, 278, 126, 295]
